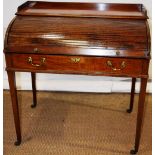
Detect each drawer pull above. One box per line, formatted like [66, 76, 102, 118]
[27, 57, 46, 67]
[33, 48, 39, 53]
[107, 60, 126, 71]
[116, 50, 120, 56]
[71, 57, 81, 63]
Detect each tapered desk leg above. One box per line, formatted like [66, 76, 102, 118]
[31, 72, 37, 108]
[127, 78, 136, 113]
[7, 71, 21, 146]
[130, 78, 147, 154]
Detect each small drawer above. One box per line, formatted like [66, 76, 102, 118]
[11, 54, 93, 73]
[94, 57, 143, 75]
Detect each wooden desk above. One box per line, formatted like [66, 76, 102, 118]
[4, 1, 150, 154]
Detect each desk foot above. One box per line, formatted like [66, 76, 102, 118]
[14, 140, 21, 146]
[130, 149, 137, 154]
[31, 104, 36, 108]
[126, 109, 132, 113]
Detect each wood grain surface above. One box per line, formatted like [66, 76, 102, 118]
[5, 54, 148, 78]
[5, 16, 149, 58]
[16, 1, 147, 19]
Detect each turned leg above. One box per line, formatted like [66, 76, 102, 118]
[7, 71, 21, 146]
[31, 72, 37, 108]
[127, 78, 136, 113]
[130, 78, 148, 154]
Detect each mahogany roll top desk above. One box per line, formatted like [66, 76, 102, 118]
[4, 1, 150, 154]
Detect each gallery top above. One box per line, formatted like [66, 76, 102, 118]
[16, 1, 148, 19]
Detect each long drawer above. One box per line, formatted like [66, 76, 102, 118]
[6, 54, 143, 76]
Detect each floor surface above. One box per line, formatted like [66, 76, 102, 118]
[4, 91, 152, 155]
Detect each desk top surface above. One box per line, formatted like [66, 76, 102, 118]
[16, 1, 147, 19]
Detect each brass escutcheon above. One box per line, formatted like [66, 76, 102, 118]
[71, 57, 81, 63]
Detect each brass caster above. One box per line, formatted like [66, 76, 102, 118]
[31, 104, 36, 108]
[130, 149, 137, 154]
[14, 140, 21, 146]
[126, 109, 132, 113]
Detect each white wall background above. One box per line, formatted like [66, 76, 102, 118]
[3, 0, 152, 93]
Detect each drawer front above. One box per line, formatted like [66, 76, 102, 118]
[94, 57, 143, 75]
[11, 54, 93, 73]
[9, 54, 143, 76]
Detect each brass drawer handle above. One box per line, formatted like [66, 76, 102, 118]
[27, 57, 46, 67]
[107, 60, 126, 71]
[71, 57, 81, 63]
